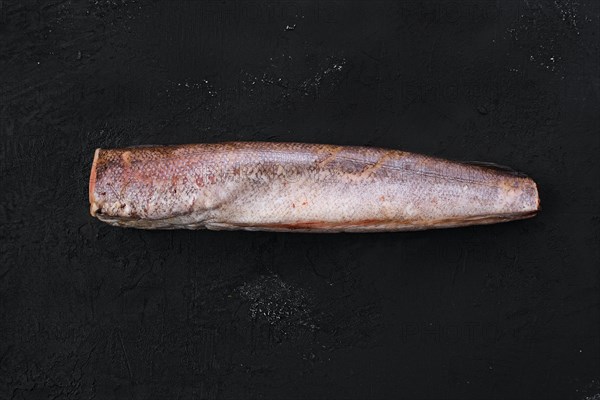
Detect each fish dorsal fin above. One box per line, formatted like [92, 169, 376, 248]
[463, 160, 529, 177]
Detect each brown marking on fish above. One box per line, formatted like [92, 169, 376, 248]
[360, 152, 392, 178]
[121, 151, 132, 167]
[317, 146, 343, 167]
[250, 219, 389, 230]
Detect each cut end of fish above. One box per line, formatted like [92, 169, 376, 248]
[89, 148, 100, 217]
[514, 175, 540, 220]
[534, 180, 541, 212]
[530, 177, 541, 215]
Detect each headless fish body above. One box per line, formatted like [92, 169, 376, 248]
[89, 142, 539, 232]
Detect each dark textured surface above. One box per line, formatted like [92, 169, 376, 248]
[0, 1, 598, 399]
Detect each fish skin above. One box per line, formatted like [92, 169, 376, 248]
[89, 142, 540, 232]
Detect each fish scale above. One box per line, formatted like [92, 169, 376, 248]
[89, 142, 540, 232]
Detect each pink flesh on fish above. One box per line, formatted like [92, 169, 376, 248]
[89, 142, 540, 232]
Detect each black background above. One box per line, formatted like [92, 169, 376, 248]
[1, 1, 599, 399]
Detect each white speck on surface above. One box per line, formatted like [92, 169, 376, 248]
[238, 275, 316, 333]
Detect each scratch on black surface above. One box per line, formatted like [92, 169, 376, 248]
[117, 329, 134, 386]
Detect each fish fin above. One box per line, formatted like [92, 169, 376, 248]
[463, 161, 529, 177]
[125, 144, 160, 148]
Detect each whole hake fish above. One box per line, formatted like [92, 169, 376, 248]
[89, 142, 539, 232]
